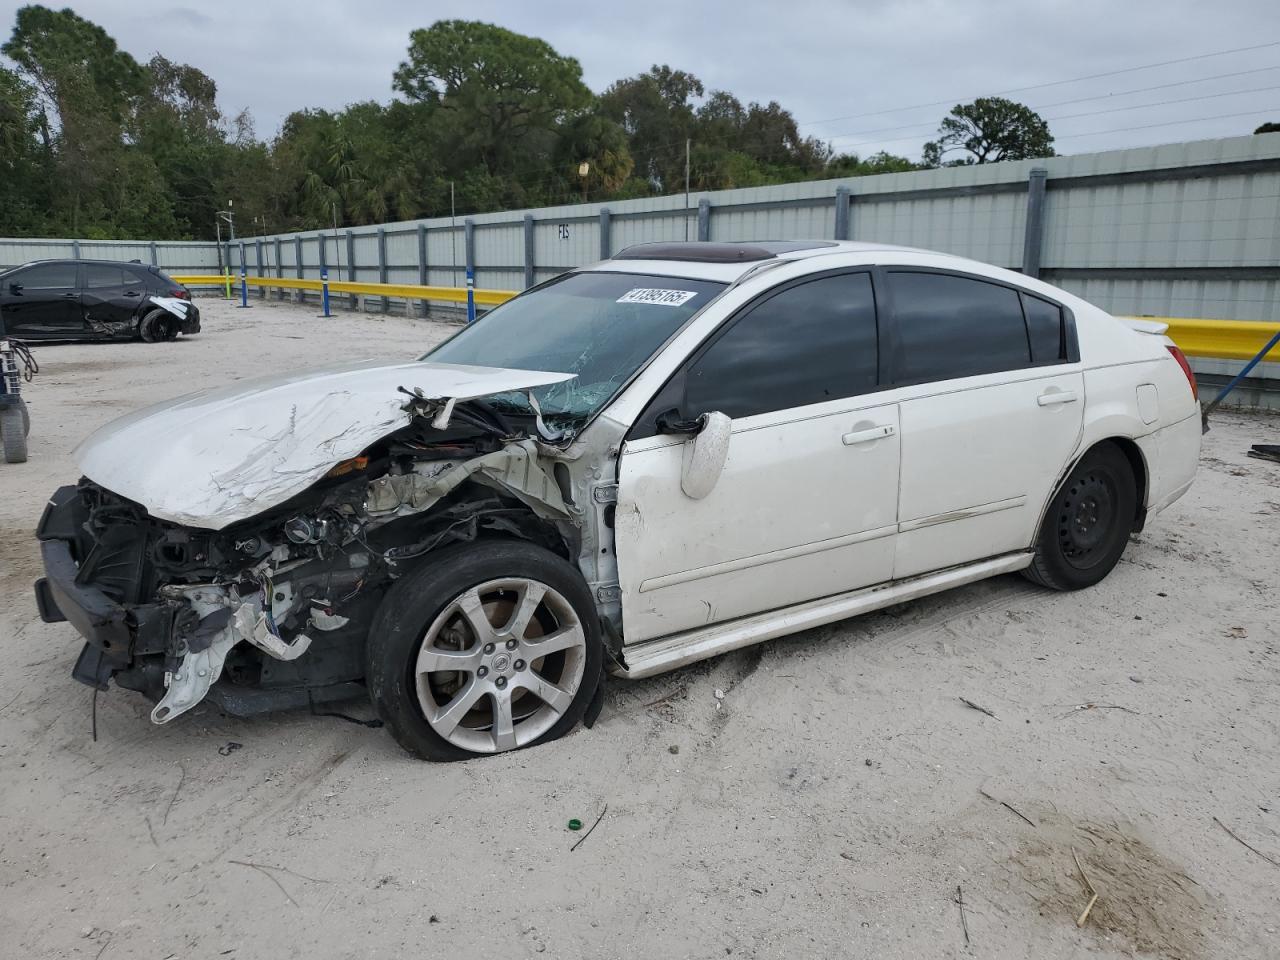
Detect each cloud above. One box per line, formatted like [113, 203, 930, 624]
[48, 0, 1280, 158]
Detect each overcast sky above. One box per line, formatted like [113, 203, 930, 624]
[13, 0, 1280, 160]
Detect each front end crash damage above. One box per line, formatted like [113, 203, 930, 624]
[35, 364, 620, 724]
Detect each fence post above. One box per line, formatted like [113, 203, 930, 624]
[464, 218, 476, 323]
[294, 236, 304, 304]
[834, 186, 852, 240]
[254, 239, 264, 298]
[274, 237, 283, 299]
[149, 240, 158, 267]
[417, 223, 430, 317]
[523, 214, 535, 289]
[697, 198, 711, 242]
[71, 239, 81, 259]
[318, 234, 331, 318]
[377, 227, 389, 314]
[346, 230, 357, 311]
[237, 241, 250, 309]
[599, 208, 611, 260]
[1022, 167, 1048, 279]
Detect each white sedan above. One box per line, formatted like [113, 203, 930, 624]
[35, 241, 1201, 760]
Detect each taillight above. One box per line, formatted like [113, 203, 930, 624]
[1167, 344, 1198, 400]
[170, 287, 190, 300]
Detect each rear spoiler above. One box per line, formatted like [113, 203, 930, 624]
[1118, 316, 1169, 336]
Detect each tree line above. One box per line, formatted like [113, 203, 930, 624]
[1, 6, 1064, 241]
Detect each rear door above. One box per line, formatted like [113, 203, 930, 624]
[885, 269, 1084, 578]
[82, 262, 146, 334]
[615, 270, 900, 644]
[0, 262, 84, 338]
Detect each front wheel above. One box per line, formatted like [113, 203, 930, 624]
[366, 540, 603, 761]
[1024, 441, 1137, 591]
[1, 402, 28, 463]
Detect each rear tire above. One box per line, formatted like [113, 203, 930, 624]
[139, 309, 175, 343]
[2, 403, 28, 463]
[1023, 441, 1137, 591]
[366, 540, 603, 762]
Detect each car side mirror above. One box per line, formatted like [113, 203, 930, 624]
[8, 282, 22, 295]
[680, 411, 732, 500]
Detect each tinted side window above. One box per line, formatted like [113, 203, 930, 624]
[1021, 293, 1066, 363]
[888, 271, 1029, 382]
[84, 264, 129, 289]
[17, 263, 78, 289]
[126, 265, 156, 286]
[685, 272, 878, 420]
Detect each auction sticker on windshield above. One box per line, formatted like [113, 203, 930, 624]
[616, 288, 699, 307]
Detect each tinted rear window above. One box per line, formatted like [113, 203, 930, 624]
[888, 271, 1030, 382]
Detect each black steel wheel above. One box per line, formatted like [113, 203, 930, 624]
[1024, 441, 1137, 591]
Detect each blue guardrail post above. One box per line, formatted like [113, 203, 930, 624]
[237, 242, 250, 309]
[466, 267, 476, 323]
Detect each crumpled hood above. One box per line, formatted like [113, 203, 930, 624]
[74, 360, 574, 530]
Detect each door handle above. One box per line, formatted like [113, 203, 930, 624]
[1037, 391, 1078, 407]
[61, 292, 78, 299]
[124, 291, 140, 296]
[842, 424, 896, 445]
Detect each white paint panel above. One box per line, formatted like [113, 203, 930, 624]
[894, 370, 1084, 578]
[616, 399, 900, 643]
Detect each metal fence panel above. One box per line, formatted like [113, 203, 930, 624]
[3, 132, 1280, 324]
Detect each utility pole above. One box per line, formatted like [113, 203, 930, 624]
[684, 138, 691, 241]
[331, 201, 339, 275]
[450, 181, 458, 287]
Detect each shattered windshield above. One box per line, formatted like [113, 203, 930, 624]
[422, 271, 725, 428]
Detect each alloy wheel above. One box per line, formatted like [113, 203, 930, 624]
[413, 577, 587, 754]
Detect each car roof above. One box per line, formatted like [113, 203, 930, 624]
[586, 240, 971, 282]
[2, 258, 156, 273]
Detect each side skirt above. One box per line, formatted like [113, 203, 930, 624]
[612, 551, 1034, 679]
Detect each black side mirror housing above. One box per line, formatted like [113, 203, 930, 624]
[655, 409, 706, 436]
[8, 283, 22, 296]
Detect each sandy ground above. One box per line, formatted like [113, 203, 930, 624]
[1, 296, 1278, 960]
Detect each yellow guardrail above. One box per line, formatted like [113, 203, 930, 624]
[174, 276, 1278, 363]
[171, 274, 517, 307]
[1136, 317, 1280, 363]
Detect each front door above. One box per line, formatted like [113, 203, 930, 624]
[615, 270, 900, 645]
[1, 262, 84, 339]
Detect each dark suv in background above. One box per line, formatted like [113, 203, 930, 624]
[0, 259, 200, 342]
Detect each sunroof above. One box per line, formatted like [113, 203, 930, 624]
[614, 241, 838, 263]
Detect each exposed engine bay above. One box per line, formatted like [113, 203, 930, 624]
[36, 386, 623, 723]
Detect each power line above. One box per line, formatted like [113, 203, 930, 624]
[618, 60, 1280, 166]
[822, 106, 1278, 153]
[798, 38, 1280, 129]
[1056, 107, 1279, 141]
[1021, 65, 1280, 114]
[822, 80, 1280, 146]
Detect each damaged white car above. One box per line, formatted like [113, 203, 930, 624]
[34, 241, 1201, 760]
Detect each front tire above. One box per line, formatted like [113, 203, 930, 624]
[1, 402, 28, 463]
[1024, 441, 1137, 591]
[366, 540, 603, 761]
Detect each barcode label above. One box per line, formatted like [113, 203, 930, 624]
[616, 288, 698, 307]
